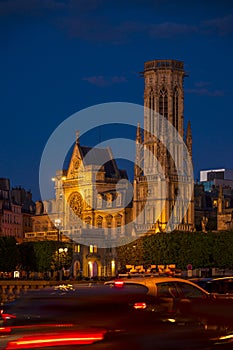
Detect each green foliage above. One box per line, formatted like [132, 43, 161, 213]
[212, 231, 233, 268]
[33, 241, 59, 272]
[117, 230, 233, 270]
[19, 241, 73, 272]
[0, 237, 19, 271]
[116, 238, 144, 267]
[19, 242, 37, 271]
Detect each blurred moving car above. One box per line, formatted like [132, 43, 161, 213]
[1, 280, 233, 349]
[190, 276, 233, 295]
[105, 276, 233, 323]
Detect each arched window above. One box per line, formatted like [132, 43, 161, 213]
[115, 214, 122, 234]
[105, 215, 113, 237]
[116, 192, 122, 206]
[96, 215, 103, 228]
[173, 87, 179, 130]
[146, 207, 153, 223]
[106, 193, 112, 207]
[106, 214, 113, 227]
[150, 90, 154, 110]
[97, 194, 102, 208]
[84, 216, 91, 228]
[159, 87, 168, 119]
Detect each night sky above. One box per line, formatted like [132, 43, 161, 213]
[1, 0, 233, 201]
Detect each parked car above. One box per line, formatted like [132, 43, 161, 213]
[190, 276, 233, 295]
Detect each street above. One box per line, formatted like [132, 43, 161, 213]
[1, 283, 233, 349]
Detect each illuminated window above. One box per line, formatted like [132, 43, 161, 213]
[75, 244, 80, 253]
[115, 214, 122, 233]
[116, 192, 122, 206]
[96, 215, 103, 228]
[106, 193, 112, 207]
[106, 215, 112, 227]
[97, 194, 102, 208]
[85, 216, 91, 228]
[89, 245, 97, 253]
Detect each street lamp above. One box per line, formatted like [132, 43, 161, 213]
[58, 247, 68, 281]
[59, 247, 68, 254]
[54, 219, 62, 280]
[54, 219, 62, 243]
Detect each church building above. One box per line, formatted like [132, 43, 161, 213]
[26, 58, 195, 278]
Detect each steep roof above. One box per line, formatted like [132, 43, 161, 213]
[80, 145, 120, 178]
[63, 143, 128, 180]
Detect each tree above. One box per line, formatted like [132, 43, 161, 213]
[0, 237, 19, 272]
[19, 242, 37, 272]
[116, 238, 144, 268]
[123, 230, 233, 271]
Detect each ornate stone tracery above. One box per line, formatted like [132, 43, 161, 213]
[69, 192, 83, 217]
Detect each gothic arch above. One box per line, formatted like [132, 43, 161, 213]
[159, 87, 168, 119]
[173, 86, 179, 129]
[96, 215, 103, 228]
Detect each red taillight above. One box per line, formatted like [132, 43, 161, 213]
[0, 327, 12, 334]
[114, 280, 124, 287]
[6, 330, 107, 349]
[1, 313, 16, 321]
[133, 302, 147, 310]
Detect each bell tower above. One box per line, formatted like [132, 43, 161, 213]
[133, 59, 194, 233]
[143, 59, 186, 175]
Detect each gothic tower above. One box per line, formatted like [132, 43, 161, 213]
[133, 59, 194, 234]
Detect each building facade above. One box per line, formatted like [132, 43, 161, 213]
[27, 58, 199, 277]
[195, 169, 233, 231]
[0, 178, 35, 243]
[26, 135, 133, 278]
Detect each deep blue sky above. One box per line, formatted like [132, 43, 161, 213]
[1, 0, 233, 201]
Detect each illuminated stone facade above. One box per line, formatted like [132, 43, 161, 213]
[27, 58, 197, 277]
[27, 137, 133, 278]
[133, 59, 195, 234]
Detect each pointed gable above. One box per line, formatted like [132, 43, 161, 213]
[66, 143, 82, 179]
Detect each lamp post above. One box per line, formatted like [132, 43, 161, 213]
[54, 219, 62, 280]
[58, 247, 68, 281]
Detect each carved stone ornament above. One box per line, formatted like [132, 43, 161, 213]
[69, 192, 83, 217]
[73, 158, 81, 170]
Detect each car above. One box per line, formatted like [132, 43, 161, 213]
[190, 276, 233, 295]
[105, 276, 233, 323]
[1, 281, 233, 349]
